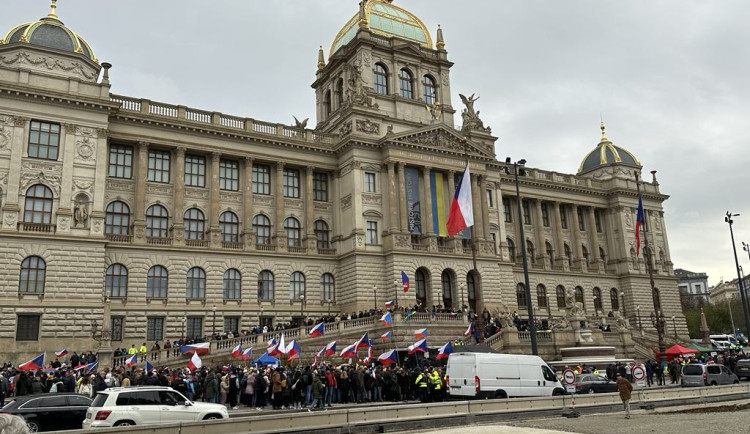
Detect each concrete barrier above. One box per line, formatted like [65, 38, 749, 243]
[50, 383, 750, 434]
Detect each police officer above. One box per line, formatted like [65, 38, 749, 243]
[415, 369, 430, 403]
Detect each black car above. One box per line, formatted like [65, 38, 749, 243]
[0, 393, 92, 432]
[736, 359, 750, 380]
[574, 374, 618, 394]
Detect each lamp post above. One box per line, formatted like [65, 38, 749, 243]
[725, 212, 750, 337]
[672, 315, 677, 338]
[327, 298, 332, 317]
[460, 283, 466, 312]
[546, 295, 552, 319]
[182, 319, 186, 338]
[505, 158, 537, 355]
[394, 279, 400, 309]
[373, 284, 377, 311]
[620, 291, 626, 318]
[636, 305, 641, 330]
[300, 295, 305, 325]
[593, 296, 599, 318]
[211, 305, 217, 337]
[727, 293, 736, 333]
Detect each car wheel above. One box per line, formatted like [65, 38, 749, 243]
[203, 414, 221, 420]
[25, 420, 40, 433]
[734, 380, 740, 384]
[115, 421, 134, 427]
[587, 388, 595, 394]
[710, 381, 718, 386]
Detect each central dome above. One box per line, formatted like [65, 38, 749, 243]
[578, 123, 641, 175]
[330, 0, 432, 56]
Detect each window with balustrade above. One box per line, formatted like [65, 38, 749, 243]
[19, 256, 46, 294]
[290, 271, 305, 300]
[223, 268, 242, 300]
[146, 205, 169, 239]
[574, 286, 585, 308]
[422, 75, 436, 105]
[314, 220, 330, 249]
[507, 238, 516, 263]
[556, 285, 566, 308]
[441, 270, 454, 308]
[416, 269, 427, 306]
[284, 217, 301, 247]
[147, 317, 164, 341]
[23, 184, 53, 224]
[516, 283, 527, 308]
[522, 200, 531, 225]
[253, 214, 271, 245]
[593, 287, 602, 310]
[527, 240, 536, 264]
[105, 264, 128, 298]
[258, 270, 274, 300]
[184, 208, 205, 241]
[147, 265, 168, 299]
[219, 211, 239, 243]
[105, 201, 130, 237]
[545, 242, 554, 264]
[399, 69, 414, 98]
[186, 267, 206, 300]
[373, 63, 388, 95]
[321, 273, 335, 301]
[537, 284, 547, 309]
[610, 288, 620, 310]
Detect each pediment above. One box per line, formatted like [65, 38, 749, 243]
[390, 42, 427, 58]
[382, 125, 494, 159]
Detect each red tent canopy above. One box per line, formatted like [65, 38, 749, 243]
[655, 343, 700, 360]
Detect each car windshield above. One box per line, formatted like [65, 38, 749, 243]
[683, 365, 703, 375]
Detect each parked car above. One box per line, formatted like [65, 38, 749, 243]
[573, 374, 618, 394]
[735, 359, 750, 380]
[0, 393, 92, 432]
[82, 386, 228, 429]
[681, 363, 739, 387]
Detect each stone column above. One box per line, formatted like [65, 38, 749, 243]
[243, 157, 254, 249]
[305, 166, 315, 250]
[534, 199, 546, 265]
[480, 176, 491, 241]
[208, 152, 221, 248]
[387, 161, 398, 232]
[55, 123, 76, 234]
[275, 162, 286, 248]
[471, 174, 484, 239]
[2, 117, 29, 230]
[553, 201, 565, 264]
[571, 204, 584, 265]
[422, 166, 434, 236]
[588, 207, 602, 264]
[89, 129, 109, 237]
[398, 162, 408, 232]
[132, 142, 149, 243]
[172, 147, 186, 245]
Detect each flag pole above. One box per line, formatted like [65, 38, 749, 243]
[463, 143, 481, 329]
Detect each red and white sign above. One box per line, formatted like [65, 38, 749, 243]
[632, 366, 645, 381]
[563, 369, 576, 385]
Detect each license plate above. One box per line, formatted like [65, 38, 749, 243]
[451, 386, 460, 390]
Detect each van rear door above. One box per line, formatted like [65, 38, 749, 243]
[447, 354, 477, 398]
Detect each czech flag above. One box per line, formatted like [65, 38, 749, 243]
[309, 322, 325, 338]
[446, 162, 474, 236]
[125, 354, 138, 367]
[355, 332, 371, 350]
[340, 343, 357, 359]
[241, 348, 253, 361]
[385, 300, 395, 309]
[55, 349, 68, 358]
[18, 353, 45, 371]
[464, 322, 475, 337]
[285, 340, 301, 357]
[437, 341, 453, 360]
[267, 337, 277, 349]
[187, 353, 202, 372]
[380, 331, 392, 340]
[180, 342, 211, 356]
[408, 338, 428, 354]
[635, 194, 645, 256]
[145, 361, 154, 373]
[415, 328, 428, 339]
[231, 344, 242, 358]
[378, 350, 399, 366]
[316, 347, 326, 358]
[286, 353, 299, 364]
[449, 312, 458, 319]
[270, 334, 286, 356]
[325, 341, 337, 356]
[380, 311, 392, 326]
[401, 271, 410, 293]
[74, 361, 98, 372]
[364, 346, 374, 364]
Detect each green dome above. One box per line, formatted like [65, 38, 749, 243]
[578, 123, 641, 174]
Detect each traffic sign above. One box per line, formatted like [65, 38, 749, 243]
[563, 369, 576, 385]
[566, 385, 577, 393]
[632, 366, 645, 381]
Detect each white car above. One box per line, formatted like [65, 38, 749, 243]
[82, 386, 228, 429]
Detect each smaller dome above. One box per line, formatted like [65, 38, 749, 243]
[578, 123, 641, 174]
[1, 2, 97, 63]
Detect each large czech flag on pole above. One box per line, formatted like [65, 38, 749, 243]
[401, 271, 410, 293]
[446, 163, 473, 236]
[187, 353, 202, 372]
[18, 353, 45, 371]
[635, 194, 645, 257]
[309, 322, 325, 338]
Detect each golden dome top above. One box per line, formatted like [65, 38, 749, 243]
[578, 122, 641, 174]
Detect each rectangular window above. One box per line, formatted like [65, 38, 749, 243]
[146, 317, 164, 341]
[503, 198, 512, 223]
[111, 316, 124, 342]
[577, 207, 585, 231]
[252, 164, 270, 195]
[184, 154, 206, 187]
[16, 314, 41, 341]
[541, 203, 550, 227]
[366, 221, 379, 245]
[283, 168, 300, 198]
[594, 209, 603, 233]
[27, 121, 60, 160]
[486, 189, 494, 208]
[560, 205, 568, 229]
[522, 200, 531, 225]
[186, 317, 203, 339]
[219, 159, 239, 191]
[147, 150, 171, 183]
[364, 172, 376, 193]
[313, 172, 329, 202]
[108, 144, 133, 178]
[224, 317, 240, 334]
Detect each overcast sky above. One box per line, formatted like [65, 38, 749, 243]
[5, 1, 750, 286]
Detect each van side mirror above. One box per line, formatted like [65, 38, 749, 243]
[184, 401, 192, 407]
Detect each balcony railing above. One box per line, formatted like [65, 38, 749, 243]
[18, 223, 56, 233]
[438, 246, 453, 254]
[288, 246, 307, 254]
[106, 234, 133, 243]
[222, 241, 243, 250]
[411, 244, 429, 251]
[256, 244, 276, 252]
[318, 248, 337, 255]
[185, 239, 209, 248]
[147, 237, 173, 246]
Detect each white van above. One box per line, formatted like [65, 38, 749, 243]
[709, 334, 741, 350]
[446, 352, 565, 399]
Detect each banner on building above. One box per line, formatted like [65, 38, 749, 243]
[430, 171, 448, 237]
[404, 167, 422, 235]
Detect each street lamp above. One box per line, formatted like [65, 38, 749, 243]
[620, 291, 626, 318]
[373, 284, 377, 311]
[727, 293, 736, 333]
[182, 319, 186, 338]
[636, 305, 642, 330]
[546, 295, 552, 319]
[505, 157, 537, 355]
[593, 296, 599, 318]
[327, 298, 332, 317]
[671, 315, 677, 338]
[211, 305, 217, 337]
[460, 283, 466, 312]
[394, 279, 400, 308]
[300, 295, 305, 325]
[725, 212, 750, 337]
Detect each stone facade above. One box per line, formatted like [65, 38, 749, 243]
[0, 1, 686, 362]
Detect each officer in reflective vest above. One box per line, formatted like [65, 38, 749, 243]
[415, 369, 430, 403]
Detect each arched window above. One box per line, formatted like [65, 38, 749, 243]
[556, 285, 566, 308]
[324, 89, 332, 116]
[593, 287, 602, 310]
[467, 272, 475, 306]
[610, 288, 620, 310]
[290, 271, 305, 300]
[599, 247, 607, 266]
[507, 238, 516, 263]
[23, 184, 53, 224]
[581, 245, 589, 267]
[516, 283, 527, 308]
[186, 267, 206, 300]
[564, 244, 572, 267]
[537, 284, 547, 308]
[219, 211, 239, 243]
[321, 273, 335, 301]
[284, 217, 301, 247]
[441, 270, 453, 308]
[545, 241, 554, 264]
[527, 240, 536, 264]
[314, 220, 330, 249]
[416, 269, 427, 307]
[253, 214, 271, 245]
[335, 78, 344, 108]
[223, 268, 242, 300]
[399, 69, 413, 98]
[422, 75, 437, 105]
[147, 265, 168, 299]
[184, 208, 205, 240]
[574, 286, 584, 308]
[373, 63, 388, 95]
[146, 204, 169, 239]
[105, 264, 128, 298]
[105, 201, 130, 236]
[258, 270, 274, 300]
[19, 256, 46, 294]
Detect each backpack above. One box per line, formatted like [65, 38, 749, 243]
[280, 373, 287, 389]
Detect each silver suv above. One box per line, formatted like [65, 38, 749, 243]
[82, 386, 228, 429]
[681, 363, 739, 387]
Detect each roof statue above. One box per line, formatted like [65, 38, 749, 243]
[293, 116, 309, 129]
[344, 63, 378, 109]
[459, 93, 491, 133]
